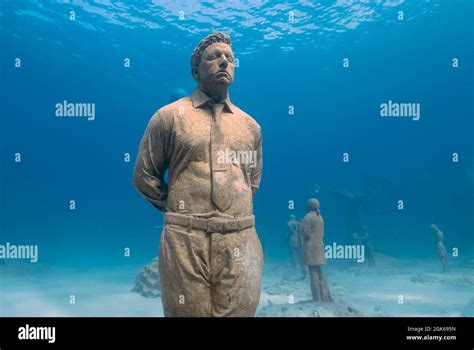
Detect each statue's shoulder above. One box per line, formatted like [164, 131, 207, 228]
[158, 96, 192, 116]
[149, 96, 192, 127]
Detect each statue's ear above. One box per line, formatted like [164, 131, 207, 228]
[192, 66, 199, 81]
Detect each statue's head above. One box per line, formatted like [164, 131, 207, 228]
[191, 32, 234, 90]
[290, 214, 296, 221]
[306, 198, 320, 213]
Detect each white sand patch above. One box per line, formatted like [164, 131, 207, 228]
[0, 264, 164, 317]
[1, 254, 471, 317]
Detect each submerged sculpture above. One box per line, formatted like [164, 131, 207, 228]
[430, 224, 449, 273]
[133, 32, 263, 317]
[287, 214, 306, 278]
[302, 198, 333, 303]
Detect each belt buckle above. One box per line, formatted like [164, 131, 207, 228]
[207, 218, 216, 233]
[207, 218, 226, 233]
[186, 216, 193, 233]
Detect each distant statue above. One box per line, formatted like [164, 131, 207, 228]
[352, 225, 375, 267]
[286, 214, 306, 278]
[302, 198, 333, 303]
[321, 185, 380, 242]
[430, 224, 449, 272]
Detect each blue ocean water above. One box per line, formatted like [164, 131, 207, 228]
[0, 0, 473, 273]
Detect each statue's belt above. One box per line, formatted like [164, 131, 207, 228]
[164, 212, 255, 233]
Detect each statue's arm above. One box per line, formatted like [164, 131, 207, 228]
[251, 132, 262, 197]
[133, 111, 171, 212]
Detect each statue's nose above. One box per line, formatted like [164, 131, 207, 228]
[219, 55, 228, 67]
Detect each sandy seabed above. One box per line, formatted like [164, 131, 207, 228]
[1, 253, 473, 317]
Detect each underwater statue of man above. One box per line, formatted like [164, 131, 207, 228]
[430, 224, 449, 273]
[133, 32, 263, 317]
[287, 214, 306, 278]
[302, 198, 333, 303]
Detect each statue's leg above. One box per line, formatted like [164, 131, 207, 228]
[291, 247, 297, 267]
[211, 227, 263, 317]
[441, 257, 449, 273]
[298, 247, 306, 278]
[318, 266, 333, 303]
[309, 265, 322, 302]
[159, 224, 212, 317]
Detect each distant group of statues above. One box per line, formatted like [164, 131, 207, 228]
[286, 188, 451, 303]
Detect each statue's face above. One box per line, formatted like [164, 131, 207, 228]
[196, 42, 234, 88]
[314, 200, 320, 212]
